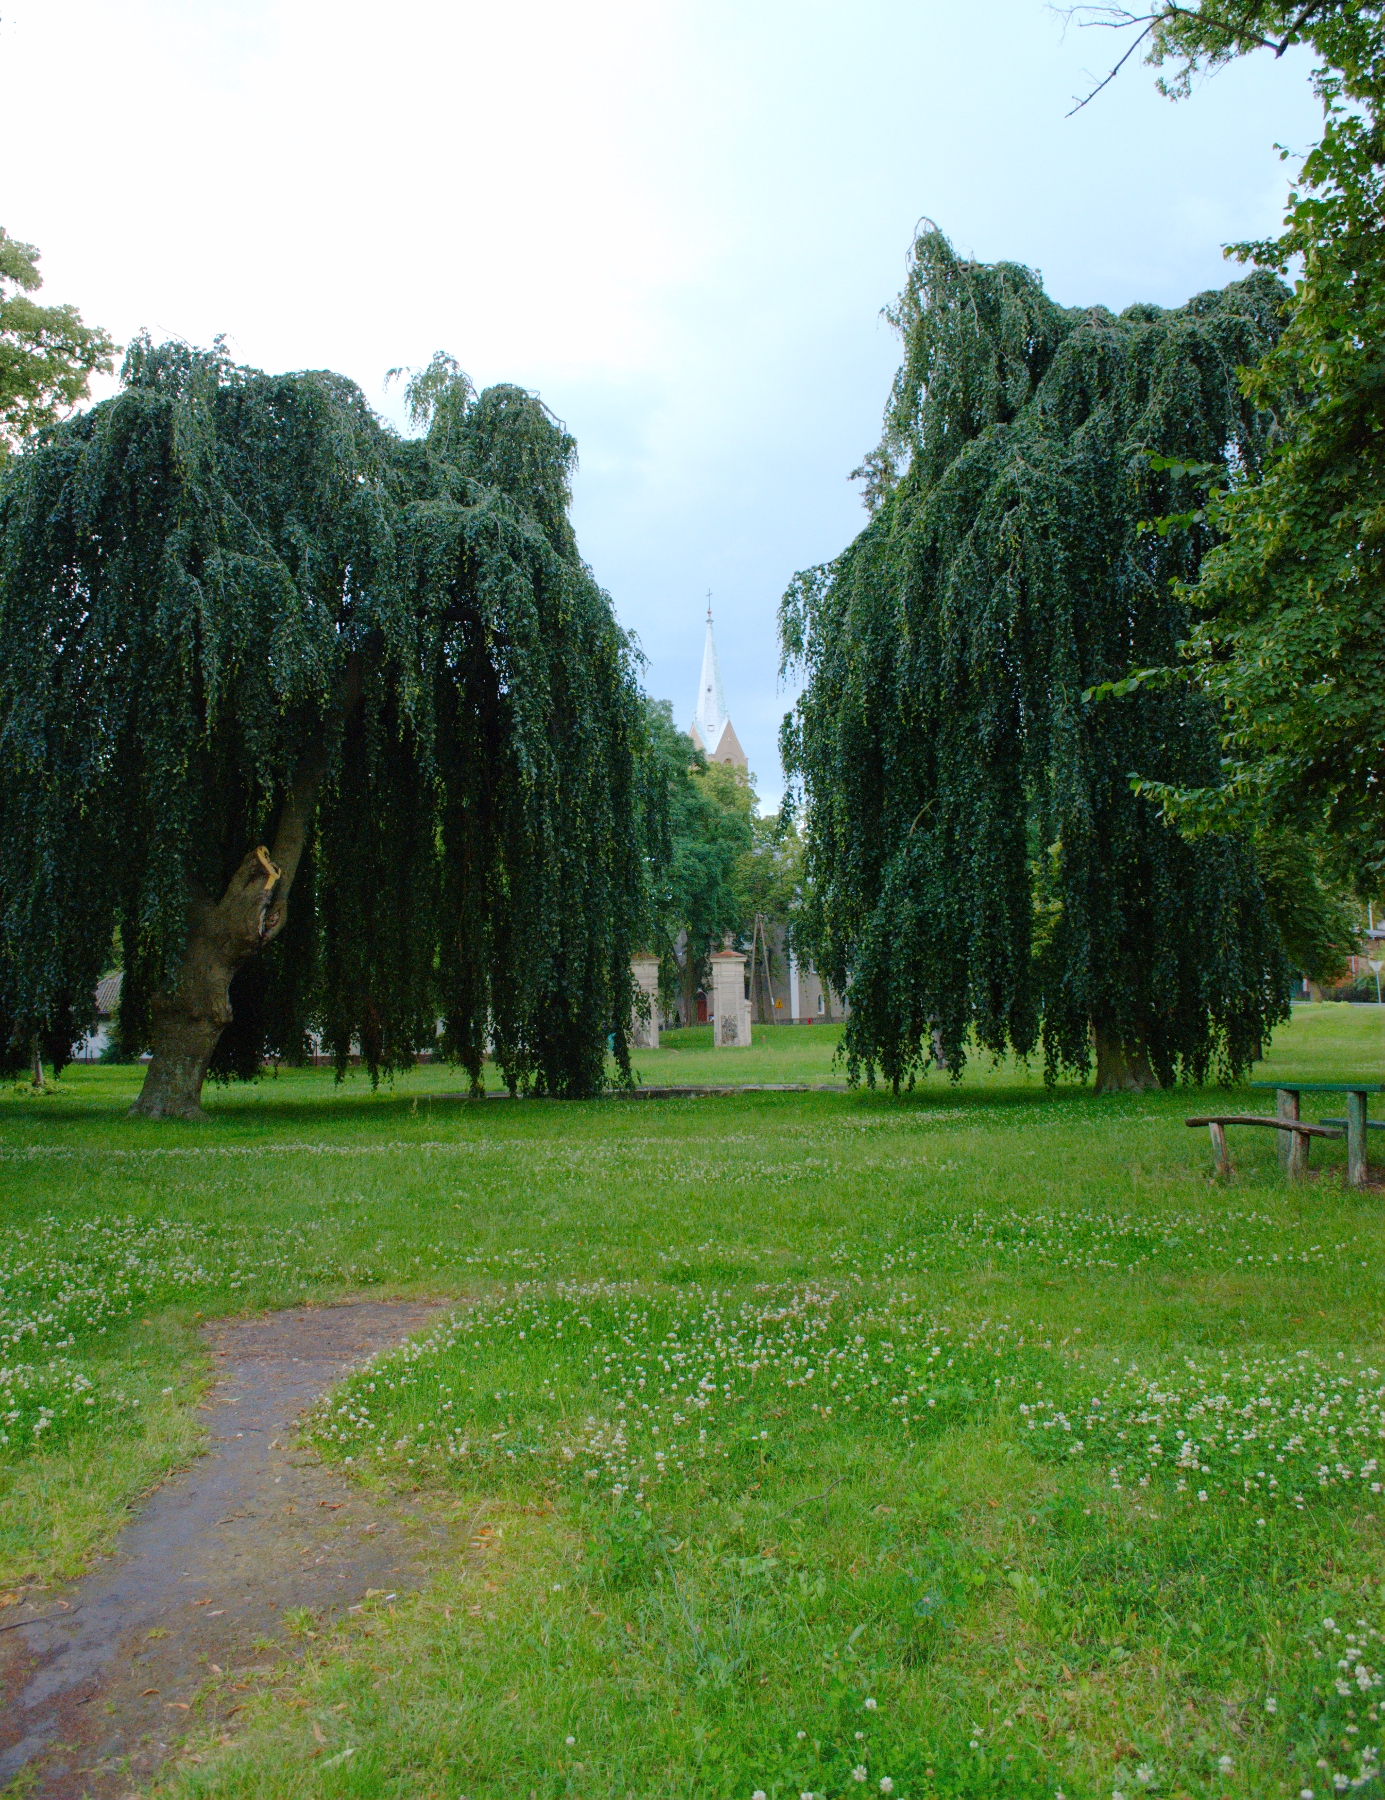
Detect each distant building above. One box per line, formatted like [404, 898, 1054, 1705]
[72, 971, 121, 1060]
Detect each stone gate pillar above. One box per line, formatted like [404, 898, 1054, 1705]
[630, 954, 661, 1048]
[708, 943, 751, 1048]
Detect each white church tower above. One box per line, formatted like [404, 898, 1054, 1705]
[689, 602, 747, 769]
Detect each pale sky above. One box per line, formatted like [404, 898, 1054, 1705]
[3, 0, 1321, 805]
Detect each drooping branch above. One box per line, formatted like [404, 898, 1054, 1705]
[261, 649, 366, 944]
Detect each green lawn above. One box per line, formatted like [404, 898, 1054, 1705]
[3, 1004, 1385, 1799]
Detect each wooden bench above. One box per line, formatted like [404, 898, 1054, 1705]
[1186, 1114, 1345, 1179]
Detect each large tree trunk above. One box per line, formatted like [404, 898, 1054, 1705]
[129, 660, 361, 1120]
[130, 848, 286, 1119]
[1092, 1023, 1158, 1095]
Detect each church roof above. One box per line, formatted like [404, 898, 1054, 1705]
[691, 609, 747, 769]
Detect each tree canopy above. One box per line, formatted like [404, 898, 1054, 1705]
[0, 229, 116, 457]
[1071, 2, 1385, 885]
[0, 338, 648, 1110]
[781, 229, 1292, 1092]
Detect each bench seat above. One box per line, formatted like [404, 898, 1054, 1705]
[1185, 1114, 1345, 1179]
[1186, 1115, 1345, 1137]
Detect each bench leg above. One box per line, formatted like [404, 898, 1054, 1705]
[1208, 1120, 1231, 1178]
[1289, 1128, 1311, 1179]
[1277, 1088, 1300, 1172]
[1348, 1090, 1368, 1189]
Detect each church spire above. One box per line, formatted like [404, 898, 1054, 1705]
[690, 599, 747, 769]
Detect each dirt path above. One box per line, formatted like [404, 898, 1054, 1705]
[0, 1300, 456, 1798]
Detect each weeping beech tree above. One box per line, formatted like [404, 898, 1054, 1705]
[0, 338, 648, 1115]
[780, 229, 1292, 1093]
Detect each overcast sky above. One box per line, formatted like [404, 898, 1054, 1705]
[3, 0, 1322, 805]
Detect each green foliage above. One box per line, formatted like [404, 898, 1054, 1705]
[0, 229, 116, 456]
[1141, 0, 1383, 98]
[737, 807, 805, 930]
[0, 338, 647, 1095]
[781, 228, 1292, 1091]
[1121, 1, 1385, 880]
[642, 700, 753, 1014]
[1254, 833, 1362, 983]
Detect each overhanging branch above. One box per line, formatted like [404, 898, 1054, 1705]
[1058, 1, 1336, 114]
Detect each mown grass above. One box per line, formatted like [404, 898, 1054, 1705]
[2, 1005, 1384, 1799]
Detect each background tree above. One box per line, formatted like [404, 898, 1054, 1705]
[736, 807, 805, 1022]
[0, 339, 647, 1114]
[0, 229, 116, 457]
[642, 701, 753, 1024]
[781, 228, 1291, 1093]
[1068, 3, 1385, 886]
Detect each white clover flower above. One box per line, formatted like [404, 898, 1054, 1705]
[1266, 1696, 1279, 1713]
[879, 1782, 893, 1796]
[797, 1730, 807, 1740]
[753, 1792, 767, 1799]
[1218, 1754, 1234, 1773]
[864, 1697, 878, 1711]
[1301, 1789, 1315, 1799]
[1135, 1766, 1155, 1787]
[852, 1768, 867, 1783]
[565, 1736, 576, 1746]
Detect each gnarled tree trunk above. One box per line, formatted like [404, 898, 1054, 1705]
[1092, 1023, 1158, 1095]
[129, 661, 360, 1120]
[129, 846, 288, 1119]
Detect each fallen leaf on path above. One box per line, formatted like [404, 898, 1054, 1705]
[312, 1722, 326, 1744]
[165, 1701, 190, 1710]
[140, 1689, 158, 1697]
[319, 1501, 342, 1511]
